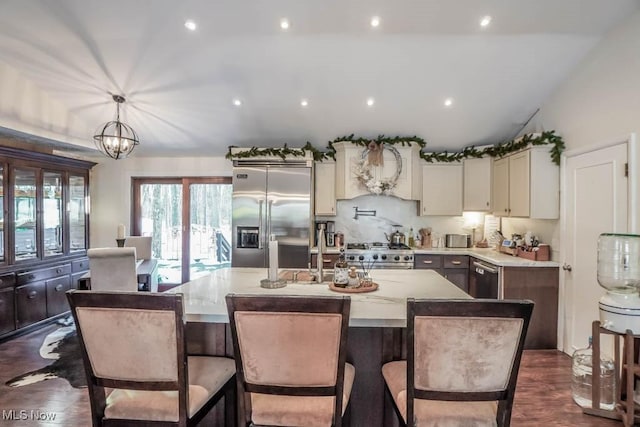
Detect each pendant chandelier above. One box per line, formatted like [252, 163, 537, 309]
[93, 94, 139, 159]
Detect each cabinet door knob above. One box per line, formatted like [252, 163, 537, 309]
[56, 268, 62, 274]
[55, 284, 64, 292]
[451, 261, 461, 265]
[562, 264, 572, 272]
[28, 275, 35, 281]
[27, 291, 37, 299]
[323, 259, 332, 264]
[423, 260, 433, 264]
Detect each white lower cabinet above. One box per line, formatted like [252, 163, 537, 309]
[419, 162, 463, 216]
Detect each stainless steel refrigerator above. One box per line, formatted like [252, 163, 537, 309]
[232, 159, 312, 268]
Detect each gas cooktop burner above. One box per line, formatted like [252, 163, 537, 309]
[344, 242, 414, 269]
[346, 243, 367, 250]
[346, 242, 411, 250]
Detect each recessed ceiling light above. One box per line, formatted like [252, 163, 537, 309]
[300, 99, 308, 107]
[280, 18, 290, 30]
[370, 16, 381, 28]
[366, 98, 375, 107]
[233, 99, 242, 107]
[444, 98, 454, 107]
[184, 20, 197, 31]
[480, 15, 492, 27]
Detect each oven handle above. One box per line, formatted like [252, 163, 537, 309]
[472, 261, 498, 274]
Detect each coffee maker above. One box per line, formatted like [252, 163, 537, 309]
[326, 221, 335, 247]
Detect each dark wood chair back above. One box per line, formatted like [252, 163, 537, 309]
[67, 290, 234, 427]
[226, 293, 351, 427]
[406, 298, 534, 427]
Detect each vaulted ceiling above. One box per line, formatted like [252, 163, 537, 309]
[0, 0, 638, 158]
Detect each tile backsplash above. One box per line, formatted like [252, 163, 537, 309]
[316, 194, 559, 260]
[316, 194, 481, 245]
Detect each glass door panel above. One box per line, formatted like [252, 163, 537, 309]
[14, 168, 37, 261]
[0, 165, 4, 262]
[189, 183, 232, 279]
[43, 172, 63, 257]
[69, 175, 86, 252]
[139, 183, 182, 284]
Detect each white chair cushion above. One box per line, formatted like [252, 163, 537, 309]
[382, 360, 498, 427]
[250, 362, 355, 427]
[104, 356, 235, 422]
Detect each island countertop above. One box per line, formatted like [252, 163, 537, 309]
[168, 267, 470, 327]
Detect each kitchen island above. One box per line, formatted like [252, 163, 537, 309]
[169, 267, 471, 426]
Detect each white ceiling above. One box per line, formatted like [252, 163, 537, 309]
[0, 0, 638, 158]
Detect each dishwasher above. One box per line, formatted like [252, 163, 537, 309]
[469, 258, 502, 299]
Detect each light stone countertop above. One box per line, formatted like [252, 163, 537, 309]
[168, 267, 470, 328]
[313, 246, 559, 268]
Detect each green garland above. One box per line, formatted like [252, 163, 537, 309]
[226, 130, 565, 165]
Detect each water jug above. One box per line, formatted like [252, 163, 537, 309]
[571, 336, 616, 410]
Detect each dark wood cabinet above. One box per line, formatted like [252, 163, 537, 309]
[46, 275, 72, 317]
[310, 253, 340, 269]
[414, 254, 469, 292]
[503, 266, 559, 349]
[0, 287, 15, 335]
[16, 281, 47, 329]
[0, 146, 94, 340]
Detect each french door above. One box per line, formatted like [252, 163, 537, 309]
[132, 177, 232, 285]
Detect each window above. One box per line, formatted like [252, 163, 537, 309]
[132, 177, 232, 285]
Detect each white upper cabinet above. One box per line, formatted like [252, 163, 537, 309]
[334, 142, 419, 200]
[314, 161, 336, 216]
[419, 162, 463, 216]
[491, 147, 559, 219]
[463, 157, 492, 211]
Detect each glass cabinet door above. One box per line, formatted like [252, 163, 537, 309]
[0, 165, 4, 263]
[69, 174, 86, 252]
[43, 172, 63, 257]
[14, 168, 37, 261]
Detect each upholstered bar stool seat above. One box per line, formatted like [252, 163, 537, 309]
[382, 299, 533, 427]
[67, 291, 236, 426]
[226, 294, 353, 427]
[383, 361, 498, 426]
[250, 363, 355, 427]
[105, 356, 235, 422]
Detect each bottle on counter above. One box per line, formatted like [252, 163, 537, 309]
[571, 336, 616, 410]
[333, 247, 349, 288]
[347, 266, 360, 288]
[408, 228, 415, 247]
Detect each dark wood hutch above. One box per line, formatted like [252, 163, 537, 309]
[0, 145, 95, 340]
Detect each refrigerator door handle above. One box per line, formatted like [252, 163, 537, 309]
[267, 200, 273, 241]
[258, 199, 264, 249]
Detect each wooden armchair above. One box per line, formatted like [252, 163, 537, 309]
[67, 290, 236, 426]
[382, 298, 533, 427]
[226, 294, 354, 427]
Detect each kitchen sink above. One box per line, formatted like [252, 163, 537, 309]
[278, 270, 334, 284]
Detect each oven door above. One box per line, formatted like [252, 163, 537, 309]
[469, 259, 501, 299]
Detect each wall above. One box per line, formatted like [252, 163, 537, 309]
[90, 156, 232, 248]
[523, 11, 640, 150]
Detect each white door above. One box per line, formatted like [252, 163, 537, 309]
[563, 142, 628, 353]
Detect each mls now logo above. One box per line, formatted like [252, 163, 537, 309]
[2, 409, 56, 421]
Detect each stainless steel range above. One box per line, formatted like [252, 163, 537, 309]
[345, 242, 414, 269]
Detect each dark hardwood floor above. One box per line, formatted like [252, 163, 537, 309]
[0, 324, 622, 426]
